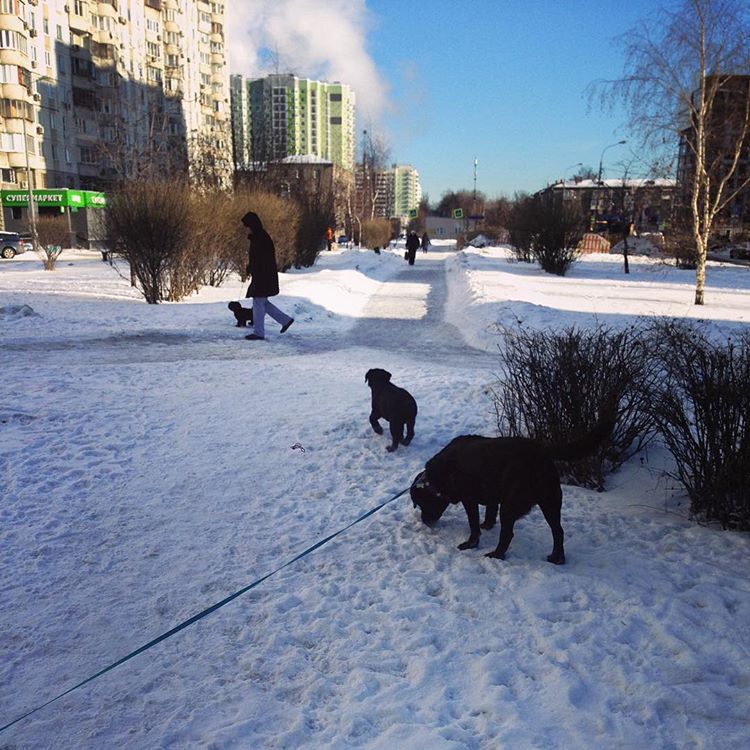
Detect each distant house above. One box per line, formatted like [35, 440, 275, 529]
[268, 155, 335, 197]
[536, 178, 676, 235]
[425, 216, 481, 239]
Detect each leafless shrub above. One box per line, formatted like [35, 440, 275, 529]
[506, 197, 586, 273]
[295, 201, 334, 268]
[290, 174, 335, 268]
[531, 203, 587, 275]
[191, 193, 237, 287]
[361, 218, 391, 250]
[105, 179, 197, 303]
[34, 215, 70, 270]
[647, 320, 750, 529]
[506, 195, 536, 262]
[491, 324, 658, 489]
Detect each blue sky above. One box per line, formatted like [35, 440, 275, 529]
[364, 0, 661, 200]
[228, 0, 665, 201]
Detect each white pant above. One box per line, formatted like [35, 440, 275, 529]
[252, 297, 292, 337]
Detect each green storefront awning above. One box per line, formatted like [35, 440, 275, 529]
[0, 189, 107, 208]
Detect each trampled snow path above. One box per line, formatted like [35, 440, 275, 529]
[1, 247, 749, 749]
[344, 253, 496, 364]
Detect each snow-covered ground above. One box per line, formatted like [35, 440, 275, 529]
[1, 242, 749, 749]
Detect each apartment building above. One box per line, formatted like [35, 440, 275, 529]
[231, 73, 356, 172]
[0, 0, 230, 209]
[354, 162, 421, 221]
[676, 74, 750, 236]
[391, 163, 421, 219]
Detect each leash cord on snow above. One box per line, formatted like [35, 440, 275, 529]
[0, 486, 410, 734]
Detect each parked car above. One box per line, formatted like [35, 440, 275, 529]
[0, 231, 24, 259]
[729, 245, 750, 261]
[337, 235, 349, 244]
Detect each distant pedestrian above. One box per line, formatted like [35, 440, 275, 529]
[405, 230, 420, 265]
[421, 231, 431, 253]
[326, 226, 334, 251]
[241, 211, 294, 341]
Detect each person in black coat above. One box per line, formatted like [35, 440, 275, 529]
[405, 230, 420, 265]
[242, 211, 294, 340]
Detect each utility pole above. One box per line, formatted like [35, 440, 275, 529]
[471, 157, 478, 232]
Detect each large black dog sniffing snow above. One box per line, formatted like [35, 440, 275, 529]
[410, 416, 615, 564]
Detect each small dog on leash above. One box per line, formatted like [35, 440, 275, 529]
[365, 368, 418, 452]
[228, 301, 254, 327]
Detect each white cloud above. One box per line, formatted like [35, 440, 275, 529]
[226, 0, 392, 122]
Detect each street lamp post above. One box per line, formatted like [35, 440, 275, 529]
[21, 115, 38, 254]
[20, 71, 55, 255]
[561, 161, 583, 205]
[597, 140, 627, 183]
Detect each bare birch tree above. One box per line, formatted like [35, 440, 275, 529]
[591, 0, 750, 304]
[358, 129, 391, 221]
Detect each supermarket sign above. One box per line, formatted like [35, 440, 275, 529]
[1, 189, 106, 209]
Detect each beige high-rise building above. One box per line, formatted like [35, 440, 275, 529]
[0, 0, 231, 200]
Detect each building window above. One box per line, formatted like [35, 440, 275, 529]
[80, 145, 97, 164]
[0, 29, 27, 53]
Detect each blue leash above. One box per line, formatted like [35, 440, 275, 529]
[1, 486, 409, 734]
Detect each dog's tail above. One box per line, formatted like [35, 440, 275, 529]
[544, 408, 617, 462]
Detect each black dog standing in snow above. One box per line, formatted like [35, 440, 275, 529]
[409, 414, 615, 563]
[365, 368, 418, 452]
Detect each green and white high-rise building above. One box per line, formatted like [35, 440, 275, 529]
[231, 74, 356, 171]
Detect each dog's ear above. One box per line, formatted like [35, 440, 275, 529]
[382, 370, 392, 382]
[365, 369, 372, 384]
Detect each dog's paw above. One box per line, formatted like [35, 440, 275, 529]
[372, 425, 384, 435]
[546, 552, 566, 565]
[485, 549, 506, 560]
[386, 444, 397, 452]
[458, 538, 479, 551]
[401, 437, 412, 446]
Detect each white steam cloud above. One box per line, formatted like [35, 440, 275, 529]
[226, 1, 391, 123]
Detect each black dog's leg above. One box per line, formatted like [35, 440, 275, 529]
[369, 409, 384, 435]
[458, 500, 481, 550]
[402, 417, 415, 446]
[481, 501, 498, 530]
[386, 422, 403, 452]
[539, 497, 565, 565]
[486, 510, 516, 559]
